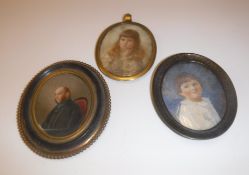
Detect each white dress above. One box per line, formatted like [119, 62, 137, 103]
[176, 98, 221, 130]
[101, 54, 144, 76]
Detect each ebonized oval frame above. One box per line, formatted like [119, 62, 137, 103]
[151, 53, 237, 139]
[95, 14, 157, 81]
[17, 61, 111, 158]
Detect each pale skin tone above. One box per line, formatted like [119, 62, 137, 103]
[54, 87, 70, 104]
[119, 36, 135, 57]
[179, 79, 203, 102]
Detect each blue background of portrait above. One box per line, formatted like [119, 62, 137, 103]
[161, 62, 226, 119]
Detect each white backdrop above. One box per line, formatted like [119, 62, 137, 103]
[1, 0, 249, 174]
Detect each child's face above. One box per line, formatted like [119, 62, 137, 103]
[179, 79, 202, 101]
[119, 36, 135, 52]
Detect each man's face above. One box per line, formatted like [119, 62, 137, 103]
[179, 79, 202, 101]
[54, 87, 67, 104]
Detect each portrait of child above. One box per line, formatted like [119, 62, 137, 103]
[97, 22, 155, 79]
[101, 29, 146, 76]
[161, 62, 226, 131]
[175, 73, 221, 130]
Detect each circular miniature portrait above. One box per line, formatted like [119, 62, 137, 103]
[151, 53, 237, 139]
[96, 14, 156, 80]
[18, 61, 110, 158]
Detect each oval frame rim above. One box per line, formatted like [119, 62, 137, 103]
[151, 53, 237, 140]
[17, 60, 111, 158]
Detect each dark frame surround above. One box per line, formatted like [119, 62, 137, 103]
[151, 53, 237, 139]
[17, 61, 111, 158]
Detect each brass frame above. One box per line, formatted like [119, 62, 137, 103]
[95, 14, 157, 81]
[17, 61, 111, 158]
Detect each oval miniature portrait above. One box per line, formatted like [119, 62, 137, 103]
[96, 14, 156, 80]
[151, 53, 237, 139]
[34, 72, 95, 139]
[18, 61, 110, 158]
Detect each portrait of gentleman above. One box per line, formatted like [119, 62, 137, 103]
[42, 86, 84, 137]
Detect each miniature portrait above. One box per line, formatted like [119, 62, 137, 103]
[18, 61, 111, 158]
[152, 53, 237, 139]
[161, 62, 226, 130]
[96, 23, 156, 80]
[34, 73, 91, 137]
